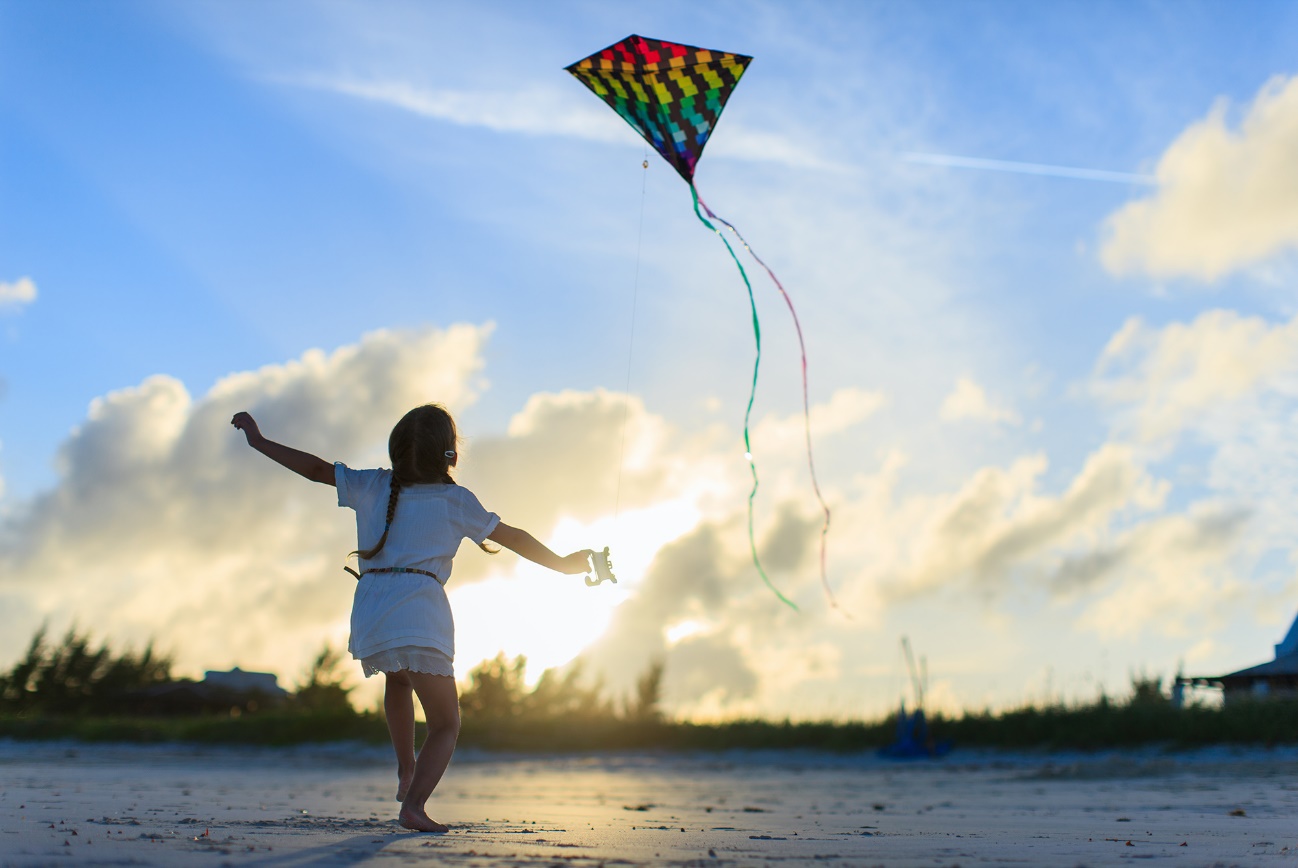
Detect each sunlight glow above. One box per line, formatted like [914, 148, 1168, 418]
[450, 498, 703, 684]
[450, 565, 621, 685]
[665, 619, 709, 646]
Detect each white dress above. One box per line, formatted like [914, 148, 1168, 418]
[334, 463, 500, 678]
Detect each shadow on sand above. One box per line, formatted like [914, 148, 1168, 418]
[240, 831, 398, 866]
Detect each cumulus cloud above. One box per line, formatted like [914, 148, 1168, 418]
[1100, 74, 1298, 281]
[478, 389, 678, 522]
[546, 392, 889, 715]
[0, 325, 492, 678]
[1089, 308, 1298, 571]
[0, 277, 37, 312]
[1093, 309, 1298, 445]
[1, 316, 1265, 717]
[1073, 310, 1298, 642]
[1050, 507, 1247, 598]
[821, 433, 1252, 659]
[1073, 507, 1249, 640]
[572, 408, 1234, 716]
[447, 388, 689, 585]
[579, 508, 816, 717]
[760, 387, 886, 445]
[939, 376, 1020, 426]
[0, 323, 871, 717]
[666, 634, 759, 705]
[880, 444, 1168, 598]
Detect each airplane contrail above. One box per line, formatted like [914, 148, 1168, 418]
[903, 152, 1156, 186]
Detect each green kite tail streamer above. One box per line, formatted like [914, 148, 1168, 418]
[692, 189, 839, 612]
[690, 183, 798, 612]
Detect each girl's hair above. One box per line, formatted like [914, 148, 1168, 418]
[354, 404, 498, 560]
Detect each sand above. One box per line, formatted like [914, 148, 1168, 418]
[1, 739, 1295, 866]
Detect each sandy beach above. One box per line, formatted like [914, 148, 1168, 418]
[1, 739, 1295, 867]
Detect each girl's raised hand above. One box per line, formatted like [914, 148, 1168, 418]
[561, 550, 595, 575]
[231, 411, 262, 444]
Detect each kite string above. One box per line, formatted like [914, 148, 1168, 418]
[693, 188, 839, 611]
[690, 182, 798, 612]
[614, 153, 650, 524]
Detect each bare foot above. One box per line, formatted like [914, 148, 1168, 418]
[396, 768, 413, 802]
[399, 804, 447, 833]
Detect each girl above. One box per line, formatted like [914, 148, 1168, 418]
[231, 404, 592, 833]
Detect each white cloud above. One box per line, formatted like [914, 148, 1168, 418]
[1092, 309, 1298, 445]
[827, 430, 1250, 665]
[451, 388, 690, 584]
[296, 76, 620, 141]
[879, 444, 1168, 598]
[0, 317, 1271, 719]
[0, 277, 37, 312]
[284, 75, 846, 171]
[0, 324, 884, 716]
[1100, 74, 1298, 281]
[904, 152, 1156, 186]
[0, 325, 492, 681]
[940, 375, 1020, 425]
[1089, 310, 1298, 572]
[749, 387, 886, 482]
[1073, 311, 1298, 642]
[1073, 507, 1247, 640]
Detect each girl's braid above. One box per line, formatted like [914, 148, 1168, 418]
[354, 482, 401, 561]
[356, 429, 414, 562]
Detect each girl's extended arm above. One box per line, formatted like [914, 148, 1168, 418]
[231, 412, 335, 486]
[487, 523, 591, 575]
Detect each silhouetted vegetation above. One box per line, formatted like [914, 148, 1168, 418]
[289, 644, 355, 714]
[456, 653, 666, 750]
[0, 625, 172, 715]
[2, 626, 1297, 751]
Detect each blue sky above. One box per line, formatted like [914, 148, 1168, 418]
[4, 0, 1298, 719]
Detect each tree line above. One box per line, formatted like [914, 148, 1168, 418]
[4, 625, 1298, 751]
[0, 624, 661, 724]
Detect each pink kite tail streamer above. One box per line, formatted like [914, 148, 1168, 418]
[690, 182, 798, 612]
[693, 188, 839, 611]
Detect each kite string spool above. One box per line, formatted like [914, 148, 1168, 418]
[689, 182, 798, 612]
[692, 189, 839, 612]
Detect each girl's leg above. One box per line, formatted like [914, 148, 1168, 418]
[383, 671, 416, 801]
[398, 672, 460, 833]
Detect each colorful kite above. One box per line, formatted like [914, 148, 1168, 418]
[567, 35, 836, 612]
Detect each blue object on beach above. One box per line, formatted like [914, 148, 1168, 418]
[878, 702, 953, 759]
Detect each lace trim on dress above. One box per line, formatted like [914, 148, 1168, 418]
[360, 646, 455, 679]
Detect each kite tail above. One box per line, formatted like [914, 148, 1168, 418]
[693, 188, 838, 611]
[690, 182, 798, 612]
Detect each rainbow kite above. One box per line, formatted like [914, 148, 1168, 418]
[567, 35, 836, 611]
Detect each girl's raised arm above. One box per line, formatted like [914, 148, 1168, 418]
[487, 523, 591, 575]
[231, 411, 335, 486]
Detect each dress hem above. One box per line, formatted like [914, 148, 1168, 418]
[359, 646, 455, 679]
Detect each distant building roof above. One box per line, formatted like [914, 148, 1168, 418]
[1220, 653, 1298, 681]
[1181, 610, 1298, 687]
[203, 667, 287, 697]
[1276, 612, 1298, 659]
[124, 667, 289, 715]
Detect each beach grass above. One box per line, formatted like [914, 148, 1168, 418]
[3, 699, 1297, 752]
[4, 628, 1297, 751]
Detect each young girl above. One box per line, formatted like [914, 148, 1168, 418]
[231, 404, 592, 833]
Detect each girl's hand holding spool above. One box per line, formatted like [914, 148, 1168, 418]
[559, 549, 596, 575]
